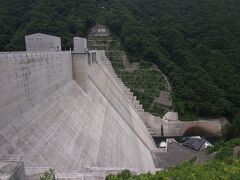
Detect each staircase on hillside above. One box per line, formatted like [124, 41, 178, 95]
[100, 52, 145, 114]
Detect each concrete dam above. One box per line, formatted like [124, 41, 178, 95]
[0, 34, 224, 179]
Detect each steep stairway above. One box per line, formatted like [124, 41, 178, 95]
[100, 51, 145, 114]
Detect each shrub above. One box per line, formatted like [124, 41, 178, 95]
[40, 169, 55, 180]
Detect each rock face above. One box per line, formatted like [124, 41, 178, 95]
[0, 50, 156, 174]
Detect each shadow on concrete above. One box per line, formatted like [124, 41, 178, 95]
[183, 126, 218, 137]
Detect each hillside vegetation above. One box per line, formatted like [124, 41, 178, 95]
[88, 34, 172, 117]
[106, 138, 240, 180]
[1, 0, 240, 136]
[107, 46, 171, 117]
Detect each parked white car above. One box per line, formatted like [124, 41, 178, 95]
[160, 141, 167, 148]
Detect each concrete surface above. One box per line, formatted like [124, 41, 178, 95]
[74, 37, 88, 53]
[0, 51, 72, 129]
[0, 158, 26, 180]
[162, 112, 178, 121]
[0, 50, 156, 175]
[0, 36, 225, 178]
[142, 112, 224, 137]
[25, 33, 61, 52]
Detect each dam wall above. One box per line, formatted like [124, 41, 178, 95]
[0, 49, 156, 175]
[0, 51, 72, 128]
[0, 36, 224, 178]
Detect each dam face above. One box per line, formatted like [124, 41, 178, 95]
[0, 35, 224, 179]
[0, 52, 72, 126]
[0, 49, 156, 175]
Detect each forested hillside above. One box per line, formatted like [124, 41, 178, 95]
[1, 0, 240, 137]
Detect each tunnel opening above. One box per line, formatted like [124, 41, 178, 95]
[183, 126, 218, 137]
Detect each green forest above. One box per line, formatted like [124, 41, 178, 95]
[1, 0, 240, 137]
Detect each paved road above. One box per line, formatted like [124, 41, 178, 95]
[152, 142, 199, 169]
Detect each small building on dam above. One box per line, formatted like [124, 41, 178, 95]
[25, 33, 62, 52]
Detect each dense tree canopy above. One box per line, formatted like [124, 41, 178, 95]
[1, 0, 240, 136]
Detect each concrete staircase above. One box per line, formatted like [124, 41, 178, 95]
[101, 52, 145, 114]
[99, 51, 161, 140]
